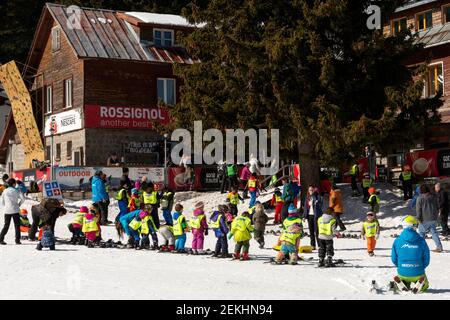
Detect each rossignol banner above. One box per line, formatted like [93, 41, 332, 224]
[44, 108, 83, 136]
[84, 105, 170, 129]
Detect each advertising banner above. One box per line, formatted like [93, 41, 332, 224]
[54, 166, 165, 190]
[405, 149, 439, 178]
[84, 105, 170, 129]
[44, 108, 83, 136]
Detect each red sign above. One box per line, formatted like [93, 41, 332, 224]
[84, 105, 171, 129]
[405, 149, 439, 177]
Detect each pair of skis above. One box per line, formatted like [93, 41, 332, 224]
[371, 276, 426, 294]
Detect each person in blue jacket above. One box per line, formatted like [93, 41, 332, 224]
[91, 171, 109, 225]
[118, 209, 141, 247]
[391, 215, 430, 292]
[210, 205, 230, 258]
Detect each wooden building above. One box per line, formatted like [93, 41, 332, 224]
[384, 0, 450, 150]
[1, 3, 199, 170]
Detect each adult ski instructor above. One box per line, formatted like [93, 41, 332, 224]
[391, 215, 430, 293]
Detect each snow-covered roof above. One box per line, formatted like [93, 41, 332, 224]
[126, 12, 205, 28]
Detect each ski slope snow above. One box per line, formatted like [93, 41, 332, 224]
[0, 183, 449, 300]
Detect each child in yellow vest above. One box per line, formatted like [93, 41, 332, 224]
[68, 205, 88, 244]
[82, 205, 101, 248]
[129, 207, 159, 250]
[368, 187, 380, 215]
[318, 207, 337, 267]
[228, 211, 254, 260]
[273, 222, 302, 265]
[361, 212, 380, 256]
[226, 186, 243, 217]
[128, 188, 143, 212]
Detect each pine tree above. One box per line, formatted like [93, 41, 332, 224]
[171, 0, 441, 187]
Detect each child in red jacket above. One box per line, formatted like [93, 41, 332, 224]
[271, 188, 284, 224]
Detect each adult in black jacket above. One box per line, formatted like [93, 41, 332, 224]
[435, 183, 450, 236]
[120, 167, 133, 191]
[28, 198, 67, 241]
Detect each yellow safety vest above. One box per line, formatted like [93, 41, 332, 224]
[363, 221, 378, 237]
[82, 216, 99, 233]
[173, 215, 185, 236]
[72, 212, 85, 225]
[350, 164, 358, 175]
[231, 216, 253, 242]
[143, 191, 157, 204]
[275, 195, 283, 203]
[402, 171, 412, 181]
[233, 216, 250, 232]
[189, 214, 205, 229]
[115, 189, 127, 201]
[318, 217, 336, 236]
[209, 214, 223, 229]
[280, 229, 301, 245]
[141, 216, 151, 235]
[369, 194, 380, 204]
[248, 179, 256, 188]
[283, 217, 302, 230]
[362, 178, 372, 188]
[228, 193, 239, 205]
[129, 219, 142, 231]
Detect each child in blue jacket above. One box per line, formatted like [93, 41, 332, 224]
[210, 205, 230, 258]
[391, 215, 430, 293]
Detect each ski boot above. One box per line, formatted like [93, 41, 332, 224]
[49, 245, 56, 251]
[411, 276, 426, 294]
[151, 243, 159, 251]
[369, 280, 382, 294]
[168, 245, 175, 252]
[211, 251, 220, 258]
[369, 251, 374, 257]
[258, 241, 265, 249]
[36, 243, 43, 251]
[220, 253, 232, 258]
[288, 254, 298, 265]
[393, 276, 408, 292]
[318, 258, 325, 268]
[388, 281, 399, 294]
[159, 245, 168, 252]
[87, 241, 95, 248]
[240, 253, 250, 261]
[325, 256, 335, 268]
[232, 252, 240, 260]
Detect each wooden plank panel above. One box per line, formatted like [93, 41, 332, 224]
[84, 10, 119, 59]
[79, 9, 109, 58]
[51, 6, 87, 57]
[96, 11, 130, 60]
[104, 11, 144, 60]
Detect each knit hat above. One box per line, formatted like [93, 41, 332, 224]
[131, 188, 139, 195]
[288, 204, 297, 215]
[139, 210, 149, 220]
[80, 206, 89, 213]
[368, 187, 376, 194]
[366, 211, 374, 216]
[19, 208, 28, 215]
[195, 202, 204, 210]
[401, 215, 418, 229]
[134, 181, 141, 189]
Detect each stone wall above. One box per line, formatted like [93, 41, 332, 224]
[44, 129, 85, 166]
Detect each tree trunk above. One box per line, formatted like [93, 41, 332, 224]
[298, 132, 320, 195]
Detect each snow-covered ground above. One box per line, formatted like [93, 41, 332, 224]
[0, 183, 449, 300]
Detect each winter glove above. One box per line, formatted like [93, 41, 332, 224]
[227, 232, 233, 240]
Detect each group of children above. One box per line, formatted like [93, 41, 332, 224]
[17, 176, 382, 265]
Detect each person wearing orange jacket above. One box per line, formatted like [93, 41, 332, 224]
[329, 184, 346, 231]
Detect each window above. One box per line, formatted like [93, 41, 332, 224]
[416, 10, 433, 31]
[392, 18, 407, 35]
[444, 5, 450, 23]
[153, 29, 174, 47]
[64, 78, 73, 108]
[45, 85, 52, 114]
[52, 26, 61, 52]
[56, 143, 61, 161]
[424, 63, 444, 98]
[67, 141, 72, 160]
[157, 78, 176, 105]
